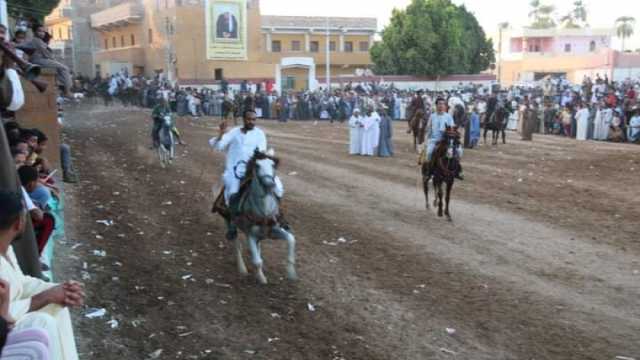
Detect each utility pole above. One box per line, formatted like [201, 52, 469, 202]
[497, 22, 509, 86]
[325, 16, 330, 92]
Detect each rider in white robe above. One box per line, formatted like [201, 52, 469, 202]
[209, 111, 283, 205]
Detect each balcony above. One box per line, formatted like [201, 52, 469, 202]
[94, 46, 145, 65]
[91, 3, 144, 30]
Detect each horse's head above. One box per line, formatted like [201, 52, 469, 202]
[250, 149, 279, 190]
[444, 126, 461, 159]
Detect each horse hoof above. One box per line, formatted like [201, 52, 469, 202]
[446, 215, 452, 222]
[437, 211, 443, 217]
[257, 274, 268, 285]
[287, 267, 298, 281]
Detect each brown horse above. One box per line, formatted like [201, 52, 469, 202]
[422, 127, 461, 221]
[483, 106, 508, 145]
[407, 108, 427, 152]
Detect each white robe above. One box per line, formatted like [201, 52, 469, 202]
[209, 127, 283, 204]
[594, 109, 611, 140]
[1, 247, 79, 360]
[348, 115, 363, 155]
[576, 108, 590, 141]
[370, 111, 381, 151]
[360, 116, 376, 156]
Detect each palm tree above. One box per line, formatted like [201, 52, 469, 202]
[561, 0, 588, 28]
[572, 0, 588, 25]
[616, 16, 636, 52]
[529, 0, 556, 29]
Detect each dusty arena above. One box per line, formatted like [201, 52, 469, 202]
[59, 104, 639, 359]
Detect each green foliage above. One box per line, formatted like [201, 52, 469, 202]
[560, 0, 588, 29]
[529, 0, 556, 29]
[370, 0, 495, 76]
[7, 0, 61, 22]
[616, 16, 636, 51]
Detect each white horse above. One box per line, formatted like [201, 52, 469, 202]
[157, 115, 175, 168]
[224, 150, 297, 285]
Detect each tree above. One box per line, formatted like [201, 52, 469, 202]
[529, 0, 556, 29]
[560, 0, 588, 28]
[616, 16, 635, 52]
[7, 0, 61, 22]
[370, 0, 495, 76]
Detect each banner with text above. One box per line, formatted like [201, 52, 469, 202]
[205, 0, 248, 61]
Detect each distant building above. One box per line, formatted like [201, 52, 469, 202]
[496, 27, 640, 85]
[45, 0, 130, 77]
[89, 0, 376, 92]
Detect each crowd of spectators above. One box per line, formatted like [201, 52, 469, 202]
[69, 69, 640, 144]
[1, 22, 83, 360]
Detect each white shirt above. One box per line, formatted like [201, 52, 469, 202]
[209, 127, 267, 177]
[21, 187, 36, 211]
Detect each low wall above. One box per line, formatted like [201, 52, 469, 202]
[15, 69, 60, 167]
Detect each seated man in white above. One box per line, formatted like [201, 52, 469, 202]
[0, 190, 84, 360]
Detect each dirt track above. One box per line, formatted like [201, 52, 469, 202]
[57, 104, 640, 359]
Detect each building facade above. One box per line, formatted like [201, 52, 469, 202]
[90, 0, 376, 91]
[45, 0, 128, 77]
[496, 27, 640, 85]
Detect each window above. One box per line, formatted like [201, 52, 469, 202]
[112, 37, 116, 48]
[589, 40, 596, 52]
[564, 43, 571, 52]
[344, 41, 353, 52]
[359, 41, 369, 52]
[148, 29, 153, 44]
[310, 41, 319, 52]
[121, 35, 125, 47]
[271, 40, 281, 52]
[214, 68, 223, 80]
[104, 39, 108, 50]
[291, 40, 301, 51]
[329, 41, 336, 52]
[131, 34, 135, 46]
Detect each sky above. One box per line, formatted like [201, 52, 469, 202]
[261, 0, 640, 50]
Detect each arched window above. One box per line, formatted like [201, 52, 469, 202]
[589, 40, 596, 52]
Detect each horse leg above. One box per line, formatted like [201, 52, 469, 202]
[423, 175, 430, 210]
[234, 235, 248, 276]
[432, 179, 438, 209]
[272, 227, 298, 281]
[493, 129, 498, 145]
[444, 180, 453, 221]
[434, 180, 443, 217]
[483, 128, 488, 144]
[247, 231, 267, 284]
[502, 128, 507, 144]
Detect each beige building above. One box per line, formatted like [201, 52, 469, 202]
[45, 0, 128, 77]
[90, 0, 376, 91]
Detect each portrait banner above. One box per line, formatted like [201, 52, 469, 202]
[205, 0, 248, 60]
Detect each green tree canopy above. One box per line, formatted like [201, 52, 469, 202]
[7, 0, 61, 23]
[370, 0, 495, 76]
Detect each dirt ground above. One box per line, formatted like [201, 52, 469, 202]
[56, 103, 640, 360]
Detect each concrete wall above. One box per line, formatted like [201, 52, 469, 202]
[15, 71, 60, 167]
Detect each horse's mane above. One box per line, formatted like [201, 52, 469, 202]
[244, 151, 280, 182]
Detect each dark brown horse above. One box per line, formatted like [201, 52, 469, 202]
[422, 127, 461, 221]
[483, 106, 508, 145]
[407, 108, 427, 152]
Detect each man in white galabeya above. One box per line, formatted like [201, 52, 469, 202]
[424, 97, 464, 180]
[209, 110, 285, 238]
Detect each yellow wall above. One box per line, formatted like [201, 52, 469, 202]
[98, 24, 144, 50]
[93, 0, 373, 82]
[48, 20, 73, 41]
